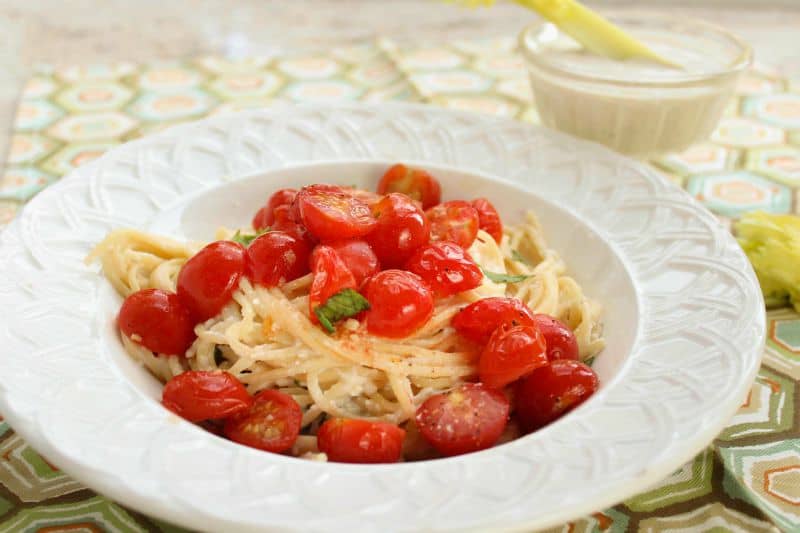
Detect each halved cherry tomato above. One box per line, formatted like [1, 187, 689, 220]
[223, 389, 302, 453]
[252, 188, 297, 231]
[377, 164, 442, 209]
[296, 184, 377, 242]
[118, 289, 196, 355]
[515, 360, 599, 433]
[479, 325, 548, 389]
[162, 370, 252, 422]
[471, 198, 503, 243]
[247, 231, 311, 287]
[532, 314, 579, 361]
[328, 240, 380, 286]
[415, 383, 509, 456]
[452, 297, 537, 344]
[365, 193, 430, 268]
[364, 270, 434, 338]
[317, 418, 405, 463]
[309, 245, 357, 324]
[341, 186, 383, 207]
[404, 241, 483, 297]
[271, 204, 316, 246]
[177, 241, 247, 321]
[425, 200, 480, 249]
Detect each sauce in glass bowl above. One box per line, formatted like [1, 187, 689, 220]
[520, 14, 752, 158]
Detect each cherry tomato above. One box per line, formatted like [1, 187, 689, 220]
[365, 193, 430, 268]
[404, 241, 483, 297]
[309, 245, 357, 324]
[162, 370, 252, 422]
[364, 270, 434, 338]
[296, 184, 377, 242]
[246, 231, 311, 287]
[177, 241, 247, 321]
[532, 314, 579, 361]
[471, 198, 503, 243]
[452, 297, 537, 344]
[118, 289, 196, 355]
[271, 204, 316, 246]
[426, 200, 480, 249]
[252, 188, 297, 231]
[479, 325, 548, 389]
[317, 418, 406, 464]
[341, 186, 383, 207]
[223, 389, 302, 453]
[377, 164, 442, 209]
[415, 383, 509, 456]
[515, 360, 599, 433]
[327, 239, 380, 286]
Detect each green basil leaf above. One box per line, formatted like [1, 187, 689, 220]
[231, 228, 268, 247]
[313, 288, 371, 334]
[481, 268, 531, 284]
[511, 249, 532, 266]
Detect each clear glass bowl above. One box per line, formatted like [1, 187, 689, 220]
[519, 13, 752, 159]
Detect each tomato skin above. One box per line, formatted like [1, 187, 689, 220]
[404, 241, 483, 297]
[118, 289, 196, 355]
[471, 198, 503, 243]
[271, 204, 316, 246]
[415, 383, 509, 456]
[515, 360, 599, 433]
[327, 240, 380, 286]
[364, 270, 434, 338]
[296, 184, 377, 242]
[246, 231, 311, 287]
[426, 200, 480, 249]
[479, 325, 548, 389]
[317, 418, 406, 464]
[365, 193, 430, 268]
[532, 314, 579, 361]
[223, 389, 302, 453]
[177, 241, 247, 322]
[309, 245, 358, 323]
[252, 188, 297, 231]
[162, 370, 252, 422]
[377, 164, 442, 209]
[452, 297, 537, 344]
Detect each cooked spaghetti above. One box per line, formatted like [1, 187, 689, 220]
[88, 165, 604, 462]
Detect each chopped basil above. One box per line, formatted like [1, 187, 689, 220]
[314, 288, 371, 333]
[481, 268, 531, 284]
[231, 228, 268, 247]
[511, 249, 532, 266]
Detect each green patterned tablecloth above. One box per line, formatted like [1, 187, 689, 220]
[1, 38, 799, 532]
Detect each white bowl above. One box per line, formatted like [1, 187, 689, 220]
[0, 104, 764, 532]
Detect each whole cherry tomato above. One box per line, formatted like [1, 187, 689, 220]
[309, 245, 357, 324]
[118, 289, 196, 355]
[377, 164, 442, 209]
[532, 314, 579, 361]
[162, 370, 252, 422]
[415, 383, 509, 456]
[425, 200, 480, 249]
[246, 231, 311, 287]
[317, 418, 406, 464]
[364, 270, 434, 338]
[327, 239, 380, 286]
[479, 325, 548, 389]
[365, 193, 430, 268]
[471, 198, 503, 243]
[404, 241, 483, 297]
[515, 360, 599, 433]
[252, 188, 297, 231]
[177, 241, 247, 321]
[296, 184, 377, 242]
[224, 389, 302, 453]
[451, 297, 537, 344]
[271, 204, 316, 246]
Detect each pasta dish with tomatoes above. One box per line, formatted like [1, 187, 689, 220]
[88, 164, 604, 463]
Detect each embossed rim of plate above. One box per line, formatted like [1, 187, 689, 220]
[0, 104, 764, 533]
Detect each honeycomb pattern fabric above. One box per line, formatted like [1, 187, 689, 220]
[0, 39, 797, 532]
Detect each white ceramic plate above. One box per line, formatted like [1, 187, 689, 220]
[0, 104, 764, 533]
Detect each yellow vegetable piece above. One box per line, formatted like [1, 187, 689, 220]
[736, 211, 800, 311]
[449, 0, 681, 68]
